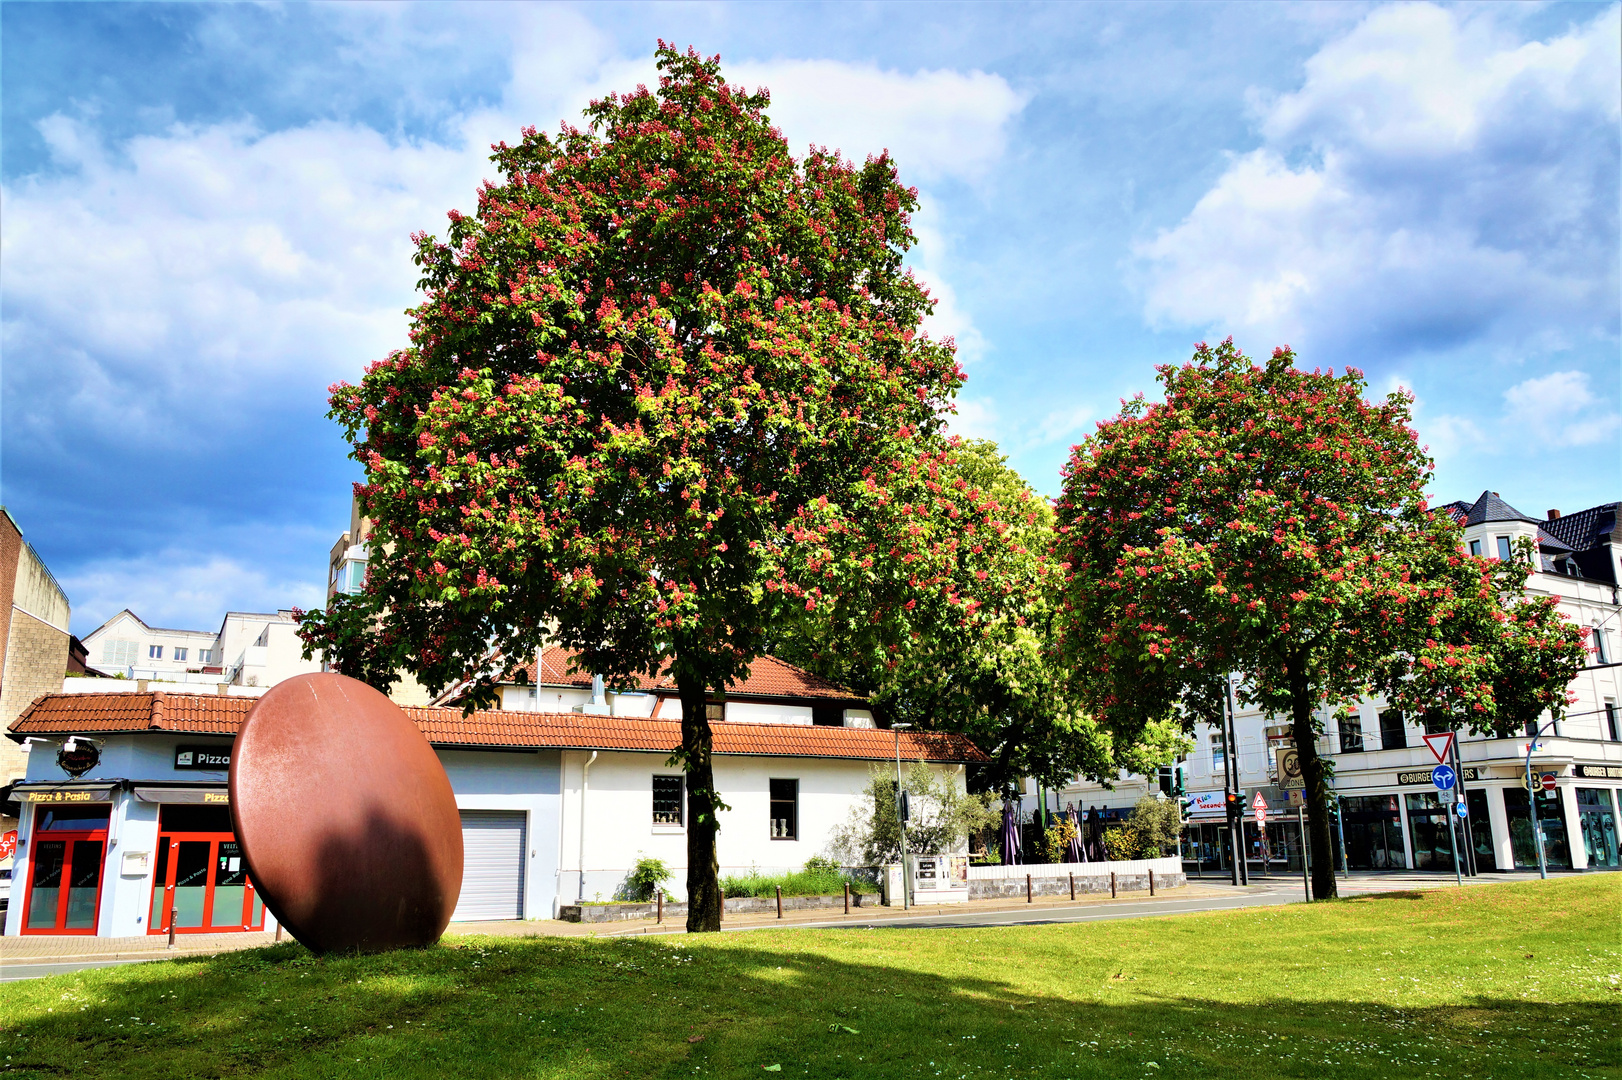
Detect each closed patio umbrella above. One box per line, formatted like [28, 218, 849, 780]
[1066, 805, 1086, 863]
[1001, 798, 1023, 865]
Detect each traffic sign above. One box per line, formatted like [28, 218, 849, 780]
[1540, 773, 1557, 792]
[1422, 731, 1456, 765]
[1455, 801, 1468, 818]
[1252, 791, 1268, 825]
[1439, 787, 1457, 804]
[1432, 764, 1456, 790]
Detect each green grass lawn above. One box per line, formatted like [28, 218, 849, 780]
[2, 876, 1616, 1080]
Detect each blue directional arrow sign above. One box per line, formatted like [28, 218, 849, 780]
[1456, 800, 1469, 818]
[1432, 764, 1457, 790]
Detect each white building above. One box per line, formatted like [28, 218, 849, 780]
[4, 661, 980, 937]
[79, 609, 320, 689]
[1040, 492, 1622, 877]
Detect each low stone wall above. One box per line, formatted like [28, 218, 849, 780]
[969, 869, 1184, 900]
[559, 891, 876, 923]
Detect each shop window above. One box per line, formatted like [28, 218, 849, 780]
[769, 779, 798, 840]
[652, 775, 684, 826]
[1576, 789, 1619, 869]
[1464, 789, 1496, 872]
[1404, 792, 1461, 873]
[1340, 795, 1404, 870]
[149, 803, 264, 936]
[1378, 709, 1407, 750]
[1338, 715, 1365, 753]
[1502, 787, 1571, 870]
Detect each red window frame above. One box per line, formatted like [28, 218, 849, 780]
[148, 831, 265, 935]
[20, 825, 109, 936]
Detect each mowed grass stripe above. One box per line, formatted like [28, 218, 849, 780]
[0, 876, 1615, 1080]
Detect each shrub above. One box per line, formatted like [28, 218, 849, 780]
[623, 856, 671, 902]
[802, 856, 840, 875]
[1102, 825, 1143, 861]
[1127, 794, 1182, 857]
[1034, 817, 1079, 864]
[719, 866, 875, 898]
[827, 761, 999, 865]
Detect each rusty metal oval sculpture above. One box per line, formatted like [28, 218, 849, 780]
[230, 673, 463, 953]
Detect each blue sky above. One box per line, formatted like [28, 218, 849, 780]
[2, 1, 1618, 636]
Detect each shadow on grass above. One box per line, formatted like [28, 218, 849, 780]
[1, 922, 1614, 1080]
[1332, 890, 1429, 903]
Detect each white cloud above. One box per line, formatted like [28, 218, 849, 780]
[945, 398, 1000, 441]
[1502, 371, 1621, 448]
[1136, 3, 1620, 359]
[63, 552, 325, 637]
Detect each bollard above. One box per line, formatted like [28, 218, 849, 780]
[657, 889, 663, 924]
[1026, 873, 1033, 903]
[275, 922, 282, 943]
[776, 885, 783, 919]
[1110, 872, 1117, 899]
[1069, 872, 1075, 901]
[1149, 869, 1156, 896]
[167, 892, 177, 949]
[844, 882, 850, 915]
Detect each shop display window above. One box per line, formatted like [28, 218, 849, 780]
[1404, 792, 1463, 873]
[1502, 788, 1571, 869]
[1464, 789, 1496, 872]
[148, 804, 265, 935]
[23, 805, 110, 934]
[1340, 795, 1405, 870]
[1576, 789, 1619, 869]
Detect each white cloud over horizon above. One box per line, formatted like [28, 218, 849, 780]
[61, 551, 325, 638]
[1136, 3, 1620, 360]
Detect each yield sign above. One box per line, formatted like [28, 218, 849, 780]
[1422, 731, 1455, 765]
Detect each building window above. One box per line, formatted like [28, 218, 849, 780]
[198, 649, 216, 665]
[1495, 536, 1512, 561]
[769, 779, 798, 840]
[1593, 628, 1610, 666]
[1421, 711, 1450, 736]
[1209, 732, 1227, 769]
[174, 648, 188, 663]
[102, 639, 138, 667]
[811, 703, 843, 726]
[705, 703, 725, 722]
[652, 775, 683, 826]
[149, 645, 164, 660]
[1378, 709, 1407, 751]
[1339, 715, 1364, 753]
[1468, 539, 1482, 557]
[1606, 701, 1619, 742]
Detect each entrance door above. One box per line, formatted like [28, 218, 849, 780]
[148, 805, 264, 935]
[22, 805, 111, 935]
[452, 811, 526, 921]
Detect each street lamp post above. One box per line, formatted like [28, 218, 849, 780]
[1524, 719, 1559, 880]
[894, 722, 912, 910]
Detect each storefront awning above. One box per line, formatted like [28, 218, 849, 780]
[133, 785, 230, 805]
[12, 782, 120, 804]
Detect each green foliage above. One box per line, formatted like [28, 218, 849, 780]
[1033, 816, 1079, 864]
[1053, 338, 1587, 898]
[291, 595, 403, 696]
[801, 856, 840, 875]
[1101, 825, 1142, 861]
[622, 856, 672, 902]
[1126, 795, 1182, 857]
[828, 761, 998, 865]
[719, 867, 874, 898]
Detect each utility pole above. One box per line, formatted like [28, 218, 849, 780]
[894, 722, 912, 909]
[1450, 734, 1477, 876]
[1225, 676, 1248, 886]
[1525, 719, 1553, 880]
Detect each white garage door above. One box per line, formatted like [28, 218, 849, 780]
[452, 811, 526, 921]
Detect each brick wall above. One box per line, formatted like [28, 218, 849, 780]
[1, 607, 70, 789]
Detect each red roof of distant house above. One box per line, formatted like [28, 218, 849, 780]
[506, 647, 860, 701]
[8, 691, 983, 763]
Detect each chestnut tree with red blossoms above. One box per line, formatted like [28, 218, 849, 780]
[304, 45, 983, 931]
[1053, 340, 1585, 899]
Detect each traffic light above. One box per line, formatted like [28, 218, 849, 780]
[1225, 791, 1244, 814]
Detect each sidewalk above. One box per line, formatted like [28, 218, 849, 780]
[1, 882, 1236, 965]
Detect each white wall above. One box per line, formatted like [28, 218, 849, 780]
[436, 748, 562, 921]
[726, 701, 813, 725]
[558, 749, 965, 904]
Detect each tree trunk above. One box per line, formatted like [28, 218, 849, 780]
[1286, 660, 1338, 900]
[678, 667, 722, 932]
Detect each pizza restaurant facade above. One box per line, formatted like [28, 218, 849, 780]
[3, 689, 981, 937]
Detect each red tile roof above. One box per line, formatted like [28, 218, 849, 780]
[508, 648, 860, 702]
[9, 691, 983, 763]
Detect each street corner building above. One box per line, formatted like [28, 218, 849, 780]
[1, 654, 984, 937]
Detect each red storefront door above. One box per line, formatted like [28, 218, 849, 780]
[22, 806, 111, 935]
[148, 812, 265, 934]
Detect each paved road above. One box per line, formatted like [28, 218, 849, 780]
[1, 959, 158, 983]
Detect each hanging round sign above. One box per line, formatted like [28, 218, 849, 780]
[56, 738, 100, 778]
